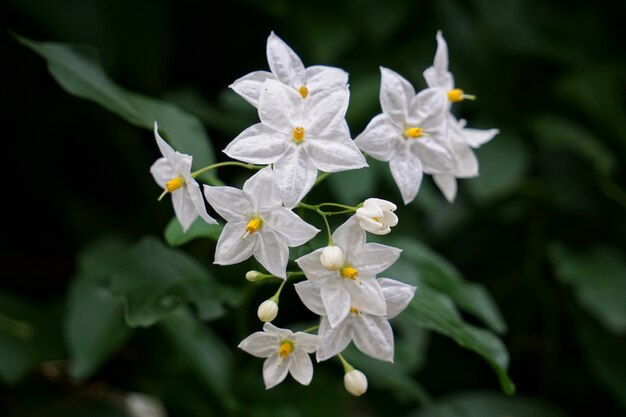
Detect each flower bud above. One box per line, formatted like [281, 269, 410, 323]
[246, 270, 262, 282]
[257, 299, 279, 322]
[320, 246, 344, 270]
[344, 369, 368, 396]
[356, 198, 398, 235]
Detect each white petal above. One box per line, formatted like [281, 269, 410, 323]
[414, 138, 456, 174]
[422, 32, 454, 89]
[273, 147, 318, 208]
[293, 332, 320, 354]
[229, 70, 274, 108]
[185, 181, 217, 225]
[255, 230, 289, 279]
[316, 317, 352, 362]
[379, 278, 416, 319]
[214, 221, 256, 265]
[150, 158, 175, 188]
[153, 122, 177, 161]
[242, 166, 283, 213]
[433, 174, 458, 203]
[321, 280, 351, 328]
[353, 243, 402, 277]
[354, 113, 400, 162]
[332, 216, 366, 258]
[263, 353, 290, 389]
[266, 209, 319, 247]
[289, 350, 314, 385]
[434, 31, 449, 72]
[294, 281, 326, 316]
[348, 278, 386, 316]
[258, 79, 303, 134]
[407, 88, 447, 127]
[463, 127, 499, 148]
[305, 66, 348, 93]
[296, 249, 337, 285]
[171, 190, 199, 232]
[263, 322, 293, 338]
[451, 143, 479, 178]
[379, 67, 415, 127]
[224, 123, 289, 164]
[389, 145, 423, 205]
[238, 331, 279, 358]
[306, 133, 367, 173]
[303, 87, 349, 137]
[203, 185, 251, 222]
[353, 315, 394, 362]
[266, 32, 305, 87]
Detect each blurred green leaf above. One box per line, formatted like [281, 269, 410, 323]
[164, 217, 223, 247]
[549, 244, 626, 334]
[15, 34, 217, 183]
[160, 308, 236, 409]
[391, 237, 506, 334]
[0, 292, 64, 385]
[411, 390, 567, 417]
[65, 237, 132, 381]
[328, 167, 377, 204]
[111, 236, 239, 327]
[406, 286, 514, 394]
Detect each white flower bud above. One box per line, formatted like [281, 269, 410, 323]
[257, 299, 279, 322]
[344, 369, 368, 396]
[125, 392, 167, 417]
[246, 270, 262, 282]
[356, 198, 398, 235]
[320, 246, 345, 270]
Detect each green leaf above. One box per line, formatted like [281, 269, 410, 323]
[164, 216, 223, 247]
[391, 237, 506, 334]
[412, 390, 567, 417]
[549, 244, 626, 334]
[111, 236, 239, 327]
[160, 308, 236, 408]
[406, 286, 515, 394]
[0, 291, 64, 385]
[15, 34, 216, 182]
[65, 237, 132, 380]
[328, 167, 377, 204]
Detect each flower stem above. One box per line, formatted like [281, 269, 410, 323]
[317, 202, 358, 211]
[191, 161, 264, 178]
[270, 279, 287, 303]
[301, 325, 319, 333]
[298, 203, 333, 244]
[337, 353, 354, 373]
[314, 172, 331, 186]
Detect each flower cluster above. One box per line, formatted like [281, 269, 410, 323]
[149, 31, 497, 394]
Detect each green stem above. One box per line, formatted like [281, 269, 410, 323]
[286, 271, 305, 279]
[337, 353, 354, 373]
[317, 202, 358, 211]
[270, 280, 287, 303]
[298, 203, 333, 244]
[300, 325, 319, 333]
[191, 161, 263, 178]
[314, 172, 331, 186]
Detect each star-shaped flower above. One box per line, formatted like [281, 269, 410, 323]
[230, 31, 348, 107]
[203, 166, 318, 278]
[149, 122, 217, 232]
[225, 79, 367, 208]
[295, 217, 401, 328]
[238, 323, 320, 389]
[354, 67, 456, 204]
[295, 278, 416, 362]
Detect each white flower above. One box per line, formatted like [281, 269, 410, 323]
[295, 217, 401, 328]
[433, 115, 499, 202]
[238, 323, 320, 389]
[225, 79, 367, 208]
[354, 68, 455, 205]
[257, 299, 279, 323]
[230, 32, 348, 107]
[203, 166, 318, 278]
[356, 198, 398, 235]
[150, 122, 217, 232]
[344, 369, 368, 396]
[320, 246, 345, 270]
[124, 393, 167, 417]
[295, 278, 416, 362]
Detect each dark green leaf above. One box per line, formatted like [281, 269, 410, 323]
[111, 236, 239, 327]
[164, 217, 223, 247]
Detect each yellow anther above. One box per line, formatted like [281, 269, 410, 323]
[166, 177, 185, 192]
[243, 218, 262, 239]
[340, 266, 359, 280]
[278, 340, 294, 358]
[372, 216, 382, 223]
[350, 307, 362, 317]
[292, 126, 305, 143]
[404, 127, 425, 138]
[447, 88, 476, 102]
[298, 85, 309, 99]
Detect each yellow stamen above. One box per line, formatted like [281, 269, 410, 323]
[278, 340, 294, 358]
[243, 217, 262, 239]
[166, 177, 185, 192]
[350, 307, 362, 317]
[341, 266, 359, 280]
[404, 127, 425, 138]
[293, 126, 305, 143]
[298, 85, 309, 99]
[372, 216, 382, 223]
[447, 88, 476, 102]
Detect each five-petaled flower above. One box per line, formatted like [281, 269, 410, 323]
[238, 323, 320, 389]
[149, 122, 217, 232]
[203, 166, 318, 278]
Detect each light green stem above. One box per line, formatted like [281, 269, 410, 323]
[337, 353, 354, 373]
[270, 279, 287, 303]
[191, 161, 263, 178]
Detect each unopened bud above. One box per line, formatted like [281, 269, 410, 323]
[356, 198, 398, 235]
[344, 369, 368, 396]
[257, 299, 279, 322]
[246, 270, 262, 282]
[320, 246, 344, 270]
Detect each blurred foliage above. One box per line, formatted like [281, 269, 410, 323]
[2, 0, 626, 416]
